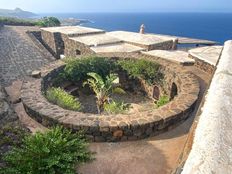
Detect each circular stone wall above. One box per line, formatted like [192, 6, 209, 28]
[21, 57, 200, 142]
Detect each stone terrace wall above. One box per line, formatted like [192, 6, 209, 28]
[40, 27, 175, 59]
[21, 55, 200, 142]
[97, 53, 186, 99]
[26, 31, 56, 61]
[121, 40, 174, 51]
[62, 34, 95, 57]
[188, 54, 215, 75]
[182, 40, 232, 174]
[41, 30, 64, 58]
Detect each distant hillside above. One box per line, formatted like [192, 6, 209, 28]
[0, 8, 37, 18]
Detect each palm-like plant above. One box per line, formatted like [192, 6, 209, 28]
[83, 72, 124, 114]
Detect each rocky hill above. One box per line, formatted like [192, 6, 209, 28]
[0, 8, 36, 18]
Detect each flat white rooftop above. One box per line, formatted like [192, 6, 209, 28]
[142, 50, 195, 65]
[189, 46, 223, 66]
[107, 31, 174, 46]
[41, 26, 105, 36]
[70, 33, 122, 47]
[91, 43, 145, 53]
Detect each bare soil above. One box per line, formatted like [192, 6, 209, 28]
[77, 90, 154, 114]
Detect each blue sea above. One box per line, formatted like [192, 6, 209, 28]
[40, 13, 232, 44]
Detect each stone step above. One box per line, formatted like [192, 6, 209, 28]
[14, 102, 47, 133]
[5, 80, 23, 104]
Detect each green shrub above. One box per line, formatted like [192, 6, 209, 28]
[35, 17, 61, 27]
[156, 95, 169, 108]
[118, 59, 163, 84]
[104, 101, 130, 114]
[0, 16, 60, 27]
[0, 125, 27, 148]
[1, 127, 92, 174]
[62, 56, 117, 83]
[46, 87, 82, 111]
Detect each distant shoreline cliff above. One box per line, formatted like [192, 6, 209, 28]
[0, 8, 37, 18]
[60, 18, 90, 26]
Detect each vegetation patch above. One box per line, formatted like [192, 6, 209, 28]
[155, 95, 170, 108]
[0, 126, 92, 174]
[118, 59, 163, 84]
[104, 101, 130, 114]
[0, 16, 60, 27]
[84, 72, 126, 114]
[35, 17, 61, 27]
[46, 87, 82, 111]
[61, 56, 117, 84]
[50, 57, 167, 114]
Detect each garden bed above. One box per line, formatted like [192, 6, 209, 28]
[21, 55, 200, 142]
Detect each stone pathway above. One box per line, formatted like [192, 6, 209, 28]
[0, 26, 53, 87]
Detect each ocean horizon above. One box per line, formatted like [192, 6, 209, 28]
[39, 12, 232, 44]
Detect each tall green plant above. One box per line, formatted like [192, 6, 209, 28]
[0, 127, 92, 174]
[83, 72, 124, 114]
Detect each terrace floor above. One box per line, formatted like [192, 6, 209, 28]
[0, 26, 211, 174]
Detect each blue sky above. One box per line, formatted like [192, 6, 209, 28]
[1, 0, 232, 13]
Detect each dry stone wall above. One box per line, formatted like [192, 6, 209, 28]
[125, 40, 174, 51]
[189, 54, 215, 75]
[40, 28, 174, 59]
[41, 30, 64, 58]
[21, 55, 199, 142]
[62, 34, 95, 57]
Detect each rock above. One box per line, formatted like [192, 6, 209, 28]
[0, 101, 9, 120]
[5, 80, 22, 104]
[31, 70, 41, 78]
[113, 130, 123, 137]
[94, 136, 105, 142]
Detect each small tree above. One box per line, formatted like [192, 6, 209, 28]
[36, 16, 61, 27]
[84, 72, 124, 114]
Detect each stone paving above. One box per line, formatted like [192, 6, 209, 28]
[142, 50, 195, 65]
[91, 43, 145, 53]
[0, 26, 53, 87]
[188, 46, 223, 66]
[108, 31, 174, 46]
[41, 26, 105, 37]
[70, 33, 122, 47]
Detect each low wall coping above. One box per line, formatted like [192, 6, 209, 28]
[182, 40, 232, 174]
